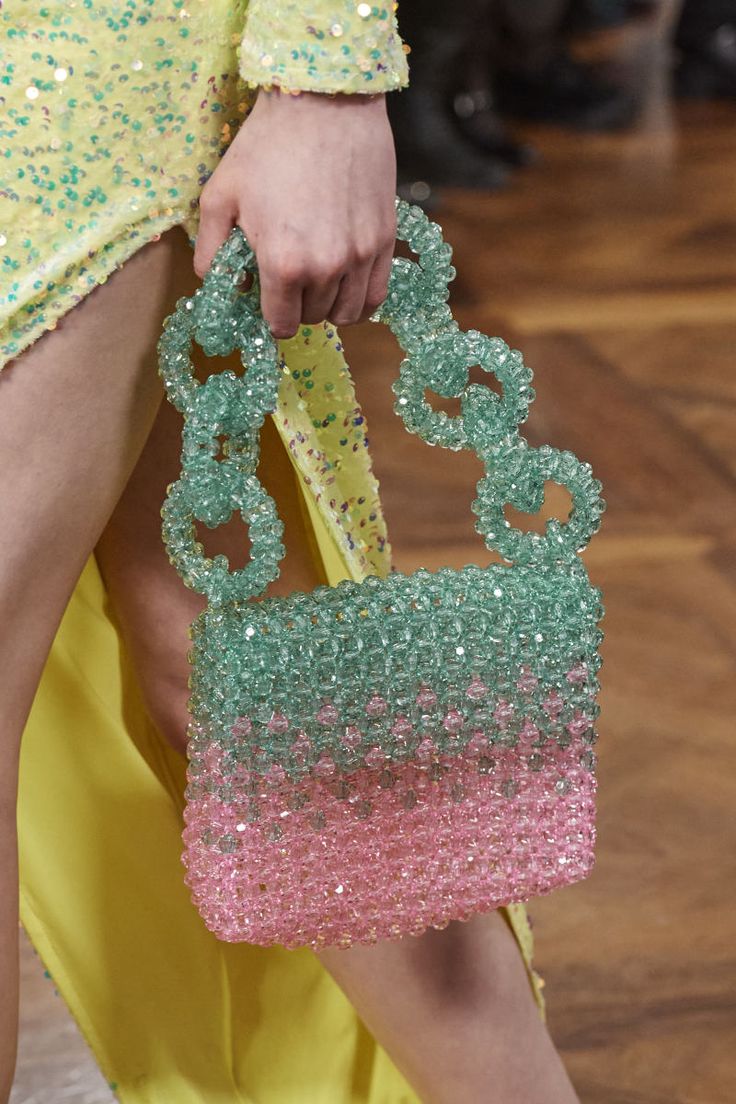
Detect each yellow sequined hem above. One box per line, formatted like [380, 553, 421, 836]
[0, 211, 198, 373]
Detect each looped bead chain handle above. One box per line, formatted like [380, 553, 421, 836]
[158, 199, 605, 604]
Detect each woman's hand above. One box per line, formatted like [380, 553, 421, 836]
[193, 89, 397, 339]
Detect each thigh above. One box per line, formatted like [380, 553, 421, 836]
[0, 224, 198, 764]
[0, 222, 203, 1096]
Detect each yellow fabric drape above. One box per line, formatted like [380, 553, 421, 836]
[19, 366, 543, 1101]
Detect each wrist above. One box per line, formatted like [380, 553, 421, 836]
[253, 87, 387, 115]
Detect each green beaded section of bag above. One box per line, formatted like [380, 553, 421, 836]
[187, 563, 602, 789]
[157, 199, 606, 781]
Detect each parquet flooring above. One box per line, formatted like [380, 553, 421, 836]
[13, 17, 736, 1104]
[341, 100, 736, 1104]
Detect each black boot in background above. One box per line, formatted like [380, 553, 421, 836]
[674, 0, 736, 99]
[449, 0, 538, 167]
[452, 87, 538, 166]
[494, 45, 640, 129]
[491, 0, 640, 130]
[389, 0, 513, 196]
[564, 0, 658, 32]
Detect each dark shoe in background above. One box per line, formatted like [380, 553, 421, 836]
[388, 0, 520, 196]
[674, 0, 736, 99]
[565, 0, 659, 33]
[452, 88, 538, 166]
[493, 45, 640, 130]
[388, 87, 510, 195]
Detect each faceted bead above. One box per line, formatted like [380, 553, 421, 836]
[467, 731, 489, 757]
[218, 834, 239, 854]
[566, 712, 592, 739]
[364, 746, 387, 769]
[316, 703, 339, 725]
[308, 810, 327, 831]
[415, 685, 437, 709]
[465, 675, 489, 701]
[518, 718, 540, 744]
[342, 725, 363, 749]
[515, 666, 539, 693]
[542, 691, 564, 719]
[493, 700, 515, 726]
[314, 754, 336, 779]
[442, 708, 464, 734]
[566, 662, 588, 684]
[390, 715, 413, 738]
[203, 745, 223, 772]
[365, 693, 388, 717]
[416, 737, 436, 762]
[267, 711, 289, 734]
[291, 732, 311, 758]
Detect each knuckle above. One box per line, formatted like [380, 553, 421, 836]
[312, 254, 346, 283]
[268, 257, 305, 286]
[264, 249, 348, 287]
[352, 240, 375, 266]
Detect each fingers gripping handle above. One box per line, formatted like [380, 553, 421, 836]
[157, 199, 605, 603]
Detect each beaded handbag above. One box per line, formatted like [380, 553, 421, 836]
[158, 200, 605, 950]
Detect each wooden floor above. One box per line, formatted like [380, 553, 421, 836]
[343, 71, 736, 1104]
[13, 17, 736, 1104]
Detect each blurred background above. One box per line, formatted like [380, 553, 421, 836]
[12, 0, 736, 1100]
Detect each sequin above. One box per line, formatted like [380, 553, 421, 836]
[237, 0, 409, 93]
[0, 0, 408, 367]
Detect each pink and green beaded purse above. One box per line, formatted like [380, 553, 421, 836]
[157, 200, 605, 949]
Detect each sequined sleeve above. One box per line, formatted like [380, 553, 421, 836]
[237, 0, 409, 94]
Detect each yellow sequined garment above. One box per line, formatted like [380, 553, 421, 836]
[2, 2, 543, 1099]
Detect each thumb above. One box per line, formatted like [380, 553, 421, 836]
[192, 187, 237, 279]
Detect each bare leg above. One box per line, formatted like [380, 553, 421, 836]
[317, 914, 579, 1104]
[96, 370, 580, 1104]
[0, 225, 202, 1101]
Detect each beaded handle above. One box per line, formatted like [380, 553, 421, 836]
[158, 199, 605, 603]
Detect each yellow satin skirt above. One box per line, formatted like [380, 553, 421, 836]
[18, 409, 543, 1102]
